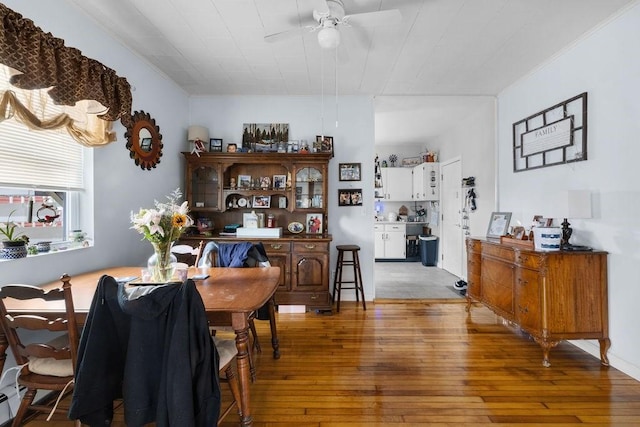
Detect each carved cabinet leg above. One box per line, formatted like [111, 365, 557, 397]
[599, 338, 611, 366]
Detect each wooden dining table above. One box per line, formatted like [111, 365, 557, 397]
[0, 266, 281, 427]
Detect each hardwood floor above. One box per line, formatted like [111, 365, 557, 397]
[26, 300, 640, 426]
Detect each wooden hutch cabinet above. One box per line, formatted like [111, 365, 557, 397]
[181, 152, 333, 310]
[466, 237, 609, 367]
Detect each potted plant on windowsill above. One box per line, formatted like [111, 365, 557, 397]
[0, 210, 29, 259]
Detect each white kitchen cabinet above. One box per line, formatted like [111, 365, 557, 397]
[374, 223, 406, 259]
[379, 168, 413, 201]
[412, 163, 440, 201]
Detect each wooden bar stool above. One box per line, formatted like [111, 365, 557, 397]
[332, 245, 366, 312]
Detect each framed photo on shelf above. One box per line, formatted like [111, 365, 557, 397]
[259, 176, 271, 189]
[339, 163, 361, 181]
[486, 212, 512, 238]
[306, 214, 323, 234]
[273, 174, 287, 190]
[238, 174, 252, 189]
[512, 226, 526, 239]
[315, 135, 334, 155]
[533, 215, 553, 227]
[209, 138, 223, 152]
[252, 195, 270, 208]
[338, 189, 363, 206]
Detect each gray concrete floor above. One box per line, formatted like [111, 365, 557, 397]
[374, 261, 464, 299]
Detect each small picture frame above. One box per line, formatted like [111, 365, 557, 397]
[512, 226, 526, 239]
[315, 135, 334, 155]
[227, 143, 238, 153]
[278, 196, 287, 209]
[487, 212, 512, 238]
[532, 215, 553, 227]
[238, 174, 252, 189]
[209, 138, 223, 152]
[259, 176, 271, 190]
[273, 174, 287, 190]
[306, 214, 323, 234]
[339, 163, 361, 181]
[338, 189, 363, 206]
[252, 195, 270, 208]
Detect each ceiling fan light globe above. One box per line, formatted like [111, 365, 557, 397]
[317, 27, 340, 49]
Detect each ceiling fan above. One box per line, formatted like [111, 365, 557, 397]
[264, 0, 401, 50]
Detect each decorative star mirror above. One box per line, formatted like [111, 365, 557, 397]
[125, 110, 163, 170]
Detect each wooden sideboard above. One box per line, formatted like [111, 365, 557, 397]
[466, 237, 610, 367]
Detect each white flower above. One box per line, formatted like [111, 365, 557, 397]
[130, 189, 193, 244]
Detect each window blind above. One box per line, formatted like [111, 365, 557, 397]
[0, 68, 85, 191]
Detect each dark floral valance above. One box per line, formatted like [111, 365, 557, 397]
[0, 3, 132, 127]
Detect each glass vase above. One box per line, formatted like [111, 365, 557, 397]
[147, 241, 177, 283]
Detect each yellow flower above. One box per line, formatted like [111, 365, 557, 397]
[173, 213, 187, 228]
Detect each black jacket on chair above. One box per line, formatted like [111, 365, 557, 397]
[69, 275, 221, 427]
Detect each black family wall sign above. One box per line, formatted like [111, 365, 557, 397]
[512, 92, 587, 172]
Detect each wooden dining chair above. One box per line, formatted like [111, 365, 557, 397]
[213, 336, 242, 424]
[0, 275, 81, 427]
[171, 240, 205, 266]
[199, 241, 275, 381]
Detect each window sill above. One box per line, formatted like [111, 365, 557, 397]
[0, 241, 92, 262]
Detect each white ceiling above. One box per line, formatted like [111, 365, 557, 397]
[65, 0, 636, 145]
[67, 0, 636, 97]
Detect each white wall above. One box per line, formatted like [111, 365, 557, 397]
[189, 95, 376, 301]
[498, 3, 640, 379]
[435, 99, 497, 244]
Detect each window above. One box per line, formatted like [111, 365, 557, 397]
[0, 67, 91, 253]
[0, 188, 68, 244]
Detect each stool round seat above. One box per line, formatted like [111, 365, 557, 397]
[336, 244, 360, 251]
[332, 245, 366, 312]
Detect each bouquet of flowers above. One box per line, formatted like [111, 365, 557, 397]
[131, 188, 193, 281]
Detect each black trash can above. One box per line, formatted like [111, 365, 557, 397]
[419, 235, 438, 266]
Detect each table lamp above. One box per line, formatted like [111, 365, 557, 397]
[559, 190, 592, 250]
[188, 125, 209, 156]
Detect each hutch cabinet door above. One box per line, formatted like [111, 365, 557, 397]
[293, 164, 327, 211]
[291, 242, 329, 293]
[187, 162, 223, 212]
[262, 241, 291, 291]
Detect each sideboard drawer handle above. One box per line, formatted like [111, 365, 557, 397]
[304, 244, 316, 249]
[270, 244, 282, 249]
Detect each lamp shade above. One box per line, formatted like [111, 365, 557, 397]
[564, 190, 592, 219]
[187, 125, 209, 142]
[317, 27, 340, 50]
[545, 190, 592, 219]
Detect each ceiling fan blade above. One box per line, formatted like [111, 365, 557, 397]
[342, 9, 401, 27]
[265, 25, 316, 43]
[310, 0, 330, 16]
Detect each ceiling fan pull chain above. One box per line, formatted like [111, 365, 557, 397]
[335, 46, 339, 128]
[321, 48, 325, 138]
